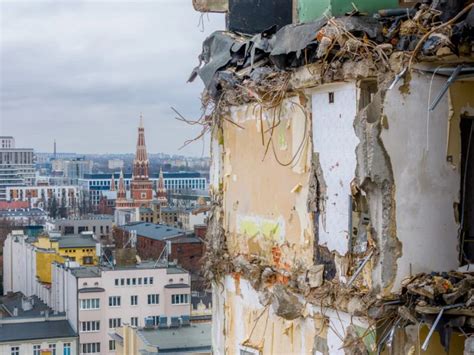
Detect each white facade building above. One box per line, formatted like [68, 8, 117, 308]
[3, 230, 192, 355]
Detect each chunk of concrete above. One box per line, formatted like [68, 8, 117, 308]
[271, 285, 304, 320]
[192, 0, 228, 13]
[307, 265, 324, 288]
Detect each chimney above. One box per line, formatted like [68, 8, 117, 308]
[21, 297, 33, 312]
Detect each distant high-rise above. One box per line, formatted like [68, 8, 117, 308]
[0, 136, 35, 200]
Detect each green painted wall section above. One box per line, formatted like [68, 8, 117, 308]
[297, 0, 399, 22]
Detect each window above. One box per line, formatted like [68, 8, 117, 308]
[114, 278, 119, 286]
[81, 320, 100, 332]
[131, 316, 138, 326]
[149, 277, 154, 285]
[120, 278, 125, 286]
[63, 343, 71, 355]
[150, 315, 160, 326]
[109, 318, 121, 328]
[328, 91, 335, 103]
[33, 345, 41, 355]
[138, 277, 142, 285]
[83, 256, 93, 264]
[126, 278, 130, 286]
[49, 344, 56, 355]
[109, 340, 116, 351]
[80, 298, 100, 310]
[171, 294, 189, 305]
[131, 295, 138, 305]
[82, 343, 101, 354]
[132, 278, 136, 285]
[148, 294, 159, 305]
[11, 347, 19, 355]
[144, 277, 148, 285]
[109, 296, 121, 307]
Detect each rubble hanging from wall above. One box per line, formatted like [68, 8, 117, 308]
[187, 1, 474, 353]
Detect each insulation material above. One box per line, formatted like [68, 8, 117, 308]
[381, 72, 460, 291]
[312, 82, 359, 256]
[223, 97, 313, 265]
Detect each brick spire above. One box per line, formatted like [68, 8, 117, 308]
[117, 169, 126, 200]
[133, 113, 149, 178]
[110, 173, 116, 191]
[157, 167, 167, 206]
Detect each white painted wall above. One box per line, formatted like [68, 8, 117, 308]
[312, 82, 359, 256]
[382, 72, 460, 290]
[0, 338, 77, 355]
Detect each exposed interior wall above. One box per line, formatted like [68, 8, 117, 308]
[381, 72, 461, 290]
[220, 276, 372, 355]
[222, 97, 312, 267]
[311, 82, 359, 258]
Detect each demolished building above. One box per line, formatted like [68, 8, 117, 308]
[188, 0, 474, 353]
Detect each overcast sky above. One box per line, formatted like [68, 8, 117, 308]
[0, 1, 224, 156]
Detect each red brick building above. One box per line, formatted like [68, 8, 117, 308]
[113, 222, 205, 274]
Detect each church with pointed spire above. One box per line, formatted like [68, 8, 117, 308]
[115, 116, 155, 210]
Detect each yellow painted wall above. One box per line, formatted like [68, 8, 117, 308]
[57, 247, 98, 265]
[34, 235, 98, 284]
[36, 251, 64, 283]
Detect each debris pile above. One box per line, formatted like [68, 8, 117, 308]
[376, 271, 474, 352]
[189, 2, 474, 101]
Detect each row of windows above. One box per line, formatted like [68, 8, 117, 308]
[171, 294, 189, 305]
[82, 342, 100, 354]
[114, 276, 154, 286]
[83, 293, 188, 310]
[81, 320, 100, 332]
[148, 294, 159, 304]
[109, 318, 121, 328]
[80, 298, 100, 310]
[63, 248, 94, 253]
[15, 343, 71, 355]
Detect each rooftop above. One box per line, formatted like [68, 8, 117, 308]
[138, 322, 211, 352]
[65, 261, 188, 278]
[54, 234, 98, 248]
[119, 222, 185, 241]
[0, 292, 58, 319]
[0, 320, 76, 343]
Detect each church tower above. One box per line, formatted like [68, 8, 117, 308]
[156, 167, 168, 206]
[130, 115, 153, 206]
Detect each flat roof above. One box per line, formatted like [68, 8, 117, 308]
[0, 320, 77, 342]
[138, 323, 211, 351]
[0, 292, 59, 318]
[56, 235, 97, 248]
[119, 222, 185, 241]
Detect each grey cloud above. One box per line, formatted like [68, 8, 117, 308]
[0, 0, 223, 156]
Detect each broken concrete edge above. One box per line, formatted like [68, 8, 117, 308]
[201, 49, 473, 324]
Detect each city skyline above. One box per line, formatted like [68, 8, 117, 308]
[0, 1, 224, 156]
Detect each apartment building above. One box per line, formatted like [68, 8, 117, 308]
[192, 0, 474, 353]
[51, 261, 191, 355]
[0, 292, 78, 355]
[0, 137, 35, 200]
[46, 215, 113, 237]
[3, 229, 192, 355]
[5, 185, 79, 209]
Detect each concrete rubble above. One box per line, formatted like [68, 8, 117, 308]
[186, 0, 474, 353]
